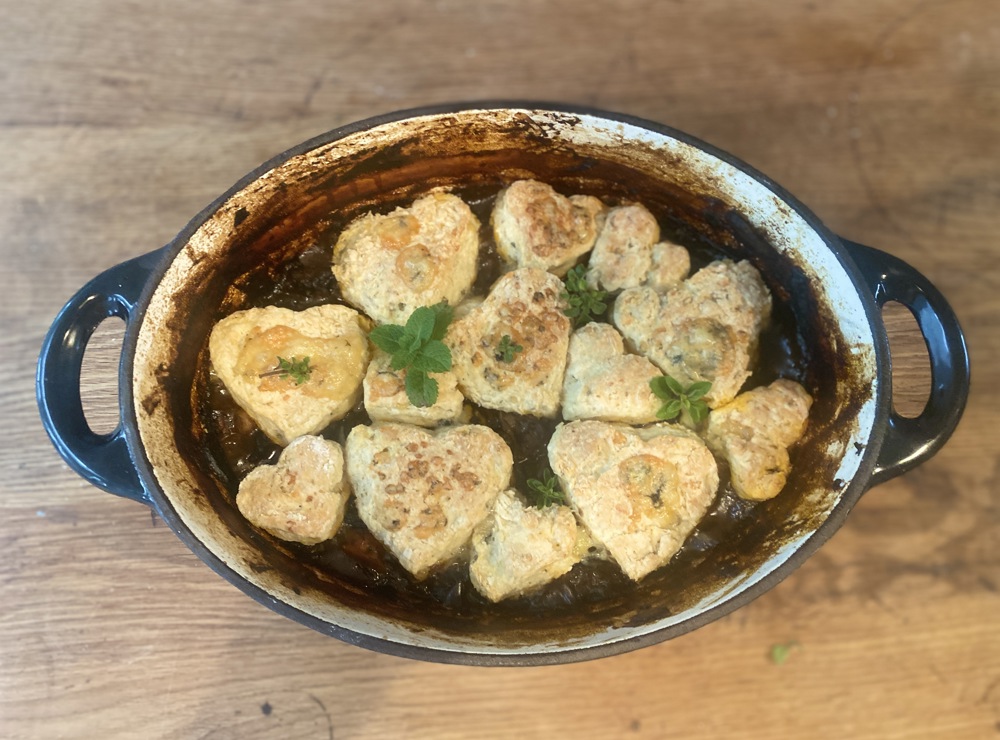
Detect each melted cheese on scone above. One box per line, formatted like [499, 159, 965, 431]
[705, 379, 813, 501]
[209, 305, 370, 445]
[332, 191, 480, 325]
[549, 420, 719, 581]
[236, 435, 350, 545]
[561, 322, 663, 424]
[613, 259, 771, 407]
[345, 422, 513, 578]
[491, 179, 605, 275]
[469, 489, 582, 602]
[446, 268, 571, 417]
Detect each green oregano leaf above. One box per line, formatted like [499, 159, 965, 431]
[688, 401, 710, 424]
[769, 641, 799, 665]
[404, 370, 439, 408]
[409, 340, 452, 373]
[369, 303, 454, 407]
[369, 324, 406, 355]
[685, 381, 713, 401]
[663, 375, 685, 396]
[656, 399, 684, 420]
[649, 374, 712, 423]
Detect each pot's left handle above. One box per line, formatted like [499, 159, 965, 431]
[36, 250, 165, 505]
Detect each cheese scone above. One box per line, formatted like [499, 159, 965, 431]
[549, 420, 719, 581]
[614, 259, 771, 407]
[236, 435, 350, 545]
[446, 268, 571, 417]
[363, 348, 464, 428]
[561, 322, 663, 424]
[491, 179, 605, 275]
[469, 489, 583, 602]
[345, 422, 513, 579]
[585, 203, 692, 292]
[332, 191, 481, 325]
[209, 304, 370, 445]
[705, 379, 813, 501]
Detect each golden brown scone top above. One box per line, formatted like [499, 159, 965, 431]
[236, 435, 350, 545]
[469, 489, 582, 602]
[613, 259, 771, 408]
[447, 268, 572, 417]
[561, 322, 663, 424]
[332, 191, 480, 325]
[209, 304, 370, 445]
[345, 422, 513, 579]
[549, 420, 719, 581]
[491, 179, 605, 275]
[585, 203, 690, 292]
[705, 379, 813, 501]
[362, 349, 464, 428]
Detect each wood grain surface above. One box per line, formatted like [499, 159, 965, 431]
[3, 1, 997, 738]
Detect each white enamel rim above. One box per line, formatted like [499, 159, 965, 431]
[126, 105, 884, 665]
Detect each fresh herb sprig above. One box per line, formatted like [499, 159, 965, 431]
[369, 302, 454, 407]
[649, 375, 712, 424]
[494, 334, 524, 363]
[526, 471, 566, 509]
[561, 264, 607, 327]
[259, 355, 313, 385]
[769, 641, 800, 665]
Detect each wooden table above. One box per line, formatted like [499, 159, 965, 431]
[3, 1, 997, 737]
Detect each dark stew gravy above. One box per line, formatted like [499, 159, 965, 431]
[193, 188, 811, 620]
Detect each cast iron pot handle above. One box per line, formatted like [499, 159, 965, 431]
[840, 239, 970, 488]
[36, 250, 164, 504]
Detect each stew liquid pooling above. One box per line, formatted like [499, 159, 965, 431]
[191, 186, 813, 628]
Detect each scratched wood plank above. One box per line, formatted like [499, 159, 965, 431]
[2, 0, 998, 738]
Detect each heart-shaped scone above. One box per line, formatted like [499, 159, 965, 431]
[613, 259, 771, 407]
[209, 304, 370, 445]
[236, 435, 350, 545]
[491, 179, 605, 275]
[446, 268, 571, 417]
[548, 420, 719, 581]
[585, 203, 691, 292]
[469, 489, 583, 602]
[332, 191, 481, 325]
[705, 379, 813, 501]
[562, 322, 663, 424]
[345, 422, 513, 578]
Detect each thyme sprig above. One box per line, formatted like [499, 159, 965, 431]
[561, 264, 607, 327]
[494, 334, 524, 363]
[526, 471, 567, 509]
[259, 355, 313, 385]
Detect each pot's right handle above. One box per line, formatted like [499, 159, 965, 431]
[36, 250, 165, 504]
[840, 239, 970, 488]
